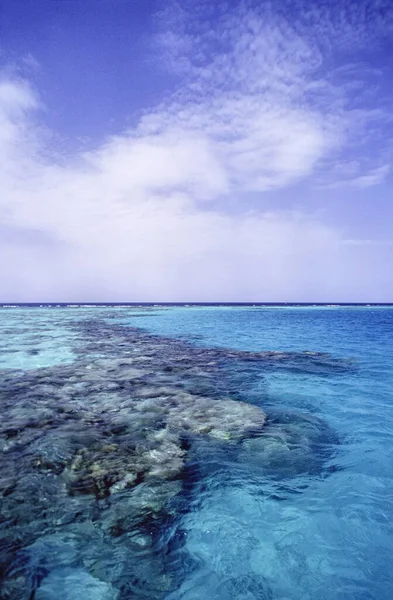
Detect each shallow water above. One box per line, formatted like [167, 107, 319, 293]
[0, 305, 392, 599]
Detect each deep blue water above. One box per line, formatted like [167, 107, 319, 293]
[0, 305, 392, 600]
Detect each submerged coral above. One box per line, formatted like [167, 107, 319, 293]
[0, 316, 348, 599]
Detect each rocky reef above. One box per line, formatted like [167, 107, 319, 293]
[0, 316, 350, 599]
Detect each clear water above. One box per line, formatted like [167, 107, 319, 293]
[1, 305, 392, 600]
[0, 308, 78, 369]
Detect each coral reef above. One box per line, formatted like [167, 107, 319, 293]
[0, 316, 348, 599]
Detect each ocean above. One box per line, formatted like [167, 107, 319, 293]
[0, 304, 392, 599]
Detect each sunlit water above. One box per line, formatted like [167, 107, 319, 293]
[0, 305, 392, 600]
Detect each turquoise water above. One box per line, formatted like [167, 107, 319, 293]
[0, 308, 78, 369]
[121, 306, 393, 599]
[0, 306, 392, 599]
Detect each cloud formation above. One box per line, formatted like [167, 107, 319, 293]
[1, 0, 392, 301]
[323, 163, 391, 189]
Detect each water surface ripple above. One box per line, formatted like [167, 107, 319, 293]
[0, 306, 392, 600]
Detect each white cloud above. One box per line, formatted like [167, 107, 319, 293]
[0, 78, 38, 159]
[0, 1, 392, 301]
[320, 163, 390, 189]
[346, 164, 391, 189]
[150, 4, 340, 193]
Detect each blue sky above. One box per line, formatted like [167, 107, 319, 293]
[0, 0, 392, 301]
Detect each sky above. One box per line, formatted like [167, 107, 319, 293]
[0, 0, 392, 302]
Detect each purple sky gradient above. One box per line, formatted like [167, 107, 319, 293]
[0, 0, 392, 301]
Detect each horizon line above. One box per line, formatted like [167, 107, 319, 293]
[1, 302, 393, 307]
